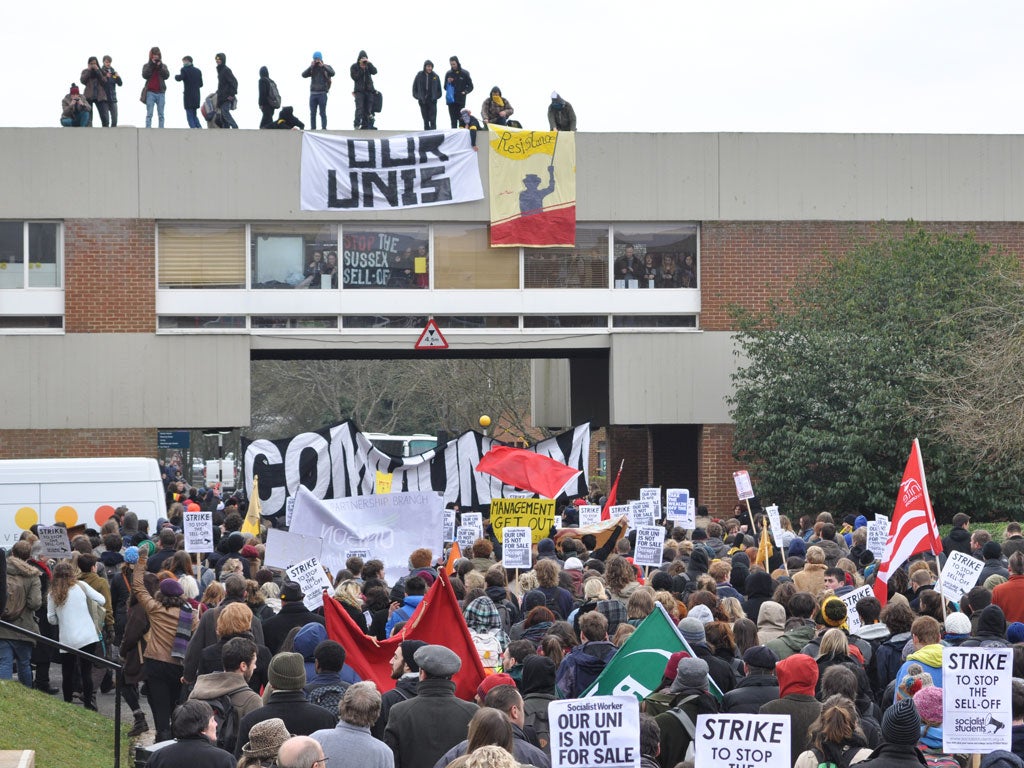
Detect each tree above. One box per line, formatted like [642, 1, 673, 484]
[728, 227, 1024, 521]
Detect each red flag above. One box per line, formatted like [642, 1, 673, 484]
[444, 542, 462, 577]
[323, 572, 486, 700]
[873, 439, 943, 605]
[475, 445, 581, 499]
[601, 463, 623, 521]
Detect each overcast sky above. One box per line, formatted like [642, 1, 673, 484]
[5, 1, 1022, 133]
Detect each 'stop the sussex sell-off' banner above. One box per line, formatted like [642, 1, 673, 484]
[488, 128, 576, 247]
[300, 130, 484, 211]
[243, 421, 590, 520]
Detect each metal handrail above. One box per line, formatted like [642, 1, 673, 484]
[0, 616, 123, 768]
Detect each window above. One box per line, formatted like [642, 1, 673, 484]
[342, 315, 428, 329]
[341, 226, 430, 289]
[158, 316, 247, 330]
[612, 315, 697, 328]
[524, 227, 610, 288]
[523, 315, 608, 328]
[434, 224, 519, 289]
[0, 221, 61, 289]
[158, 223, 246, 289]
[432, 315, 519, 329]
[251, 224, 337, 290]
[251, 316, 338, 329]
[613, 224, 698, 289]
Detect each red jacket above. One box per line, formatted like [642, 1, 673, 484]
[992, 574, 1024, 623]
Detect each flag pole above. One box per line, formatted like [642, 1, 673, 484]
[744, 499, 757, 538]
[914, 438, 947, 623]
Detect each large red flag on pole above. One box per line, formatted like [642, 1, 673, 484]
[323, 571, 485, 700]
[475, 445, 582, 499]
[600, 460, 624, 521]
[873, 439, 943, 605]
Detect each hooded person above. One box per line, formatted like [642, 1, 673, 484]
[765, 591, 819, 660]
[742, 570, 774, 621]
[521, 654, 557, 754]
[293, 622, 358, 686]
[852, 698, 928, 768]
[962, 604, 1012, 648]
[759, 652, 822, 763]
[547, 91, 576, 131]
[257, 66, 276, 128]
[443, 55, 474, 128]
[654, 657, 719, 767]
[730, 551, 751, 594]
[480, 86, 513, 126]
[412, 59, 442, 130]
[463, 596, 510, 671]
[684, 547, 710, 586]
[756, 600, 787, 644]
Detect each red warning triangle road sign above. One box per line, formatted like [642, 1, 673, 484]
[415, 318, 449, 350]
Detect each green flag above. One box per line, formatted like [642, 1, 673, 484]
[581, 603, 723, 701]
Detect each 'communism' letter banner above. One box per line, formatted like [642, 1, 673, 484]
[488, 128, 575, 247]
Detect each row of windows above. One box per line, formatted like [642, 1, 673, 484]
[0, 223, 61, 288]
[158, 222, 699, 291]
[157, 315, 699, 331]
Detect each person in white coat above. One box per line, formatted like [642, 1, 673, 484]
[47, 560, 105, 709]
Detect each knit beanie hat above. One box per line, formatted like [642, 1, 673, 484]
[137, 539, 156, 555]
[124, 546, 140, 564]
[401, 640, 428, 673]
[687, 604, 714, 625]
[159, 578, 183, 597]
[987, 574, 1009, 591]
[678, 617, 706, 645]
[313, 51, 323, 60]
[883, 698, 923, 745]
[268, 652, 306, 691]
[671, 657, 709, 692]
[821, 596, 848, 628]
[944, 612, 972, 636]
[914, 685, 944, 725]
[663, 651, 690, 682]
[537, 538, 556, 555]
[1008, 622, 1024, 644]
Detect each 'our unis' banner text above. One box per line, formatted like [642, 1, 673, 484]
[301, 130, 483, 211]
[489, 128, 576, 247]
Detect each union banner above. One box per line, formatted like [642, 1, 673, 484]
[488, 127, 575, 247]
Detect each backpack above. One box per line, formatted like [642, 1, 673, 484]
[309, 683, 349, 714]
[811, 745, 860, 768]
[206, 686, 249, 751]
[471, 631, 504, 671]
[201, 93, 217, 122]
[266, 77, 281, 110]
[543, 592, 565, 620]
[664, 696, 699, 762]
[2, 577, 26, 621]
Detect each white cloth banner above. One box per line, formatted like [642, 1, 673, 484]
[288, 485, 444, 584]
[264, 528, 324, 570]
[300, 130, 484, 211]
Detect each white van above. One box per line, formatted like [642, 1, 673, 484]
[0, 457, 165, 549]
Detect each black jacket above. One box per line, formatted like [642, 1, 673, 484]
[216, 60, 237, 103]
[943, 527, 973, 558]
[720, 673, 779, 714]
[962, 604, 1010, 647]
[261, 602, 325, 654]
[149, 735, 235, 768]
[234, 691, 337, 757]
[351, 56, 377, 93]
[174, 65, 204, 110]
[443, 60, 473, 106]
[850, 742, 928, 768]
[371, 674, 418, 740]
[258, 67, 271, 111]
[413, 69, 442, 103]
[693, 644, 736, 694]
[384, 678, 478, 768]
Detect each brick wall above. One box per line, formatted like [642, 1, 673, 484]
[605, 425, 652, 502]
[64, 219, 155, 333]
[0, 428, 157, 459]
[699, 221, 1024, 331]
[698, 424, 742, 517]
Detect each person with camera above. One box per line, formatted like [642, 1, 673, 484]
[350, 50, 377, 130]
[80, 56, 109, 127]
[301, 51, 335, 130]
[142, 46, 170, 128]
[61, 84, 91, 127]
[101, 56, 122, 126]
[215, 52, 238, 129]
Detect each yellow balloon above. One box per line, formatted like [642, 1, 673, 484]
[479, 415, 492, 428]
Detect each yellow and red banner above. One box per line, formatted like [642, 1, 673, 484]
[488, 128, 575, 247]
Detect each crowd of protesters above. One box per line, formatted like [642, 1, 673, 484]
[6, 476, 1024, 768]
[61, 48, 577, 134]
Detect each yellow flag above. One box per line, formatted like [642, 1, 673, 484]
[242, 475, 262, 536]
[755, 524, 773, 568]
[375, 470, 393, 494]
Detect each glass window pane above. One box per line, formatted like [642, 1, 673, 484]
[251, 224, 337, 289]
[0, 222, 24, 289]
[432, 316, 519, 329]
[157, 316, 246, 330]
[523, 315, 607, 328]
[341, 226, 429, 289]
[434, 224, 518, 289]
[612, 315, 697, 328]
[613, 224, 698, 289]
[251, 316, 338, 329]
[158, 223, 246, 289]
[0, 316, 62, 329]
[28, 223, 60, 287]
[524, 227, 609, 288]
[342, 315, 429, 329]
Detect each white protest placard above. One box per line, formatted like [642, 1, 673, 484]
[666, 489, 689, 522]
[941, 550, 985, 604]
[866, 520, 889, 559]
[285, 556, 333, 611]
[285, 496, 297, 527]
[554, 515, 563, 530]
[264, 528, 324, 570]
[839, 584, 874, 634]
[695, 714, 790, 768]
[628, 500, 655, 528]
[610, 504, 630, 527]
[461, 512, 484, 541]
[550, 695, 639, 768]
[37, 525, 71, 559]
[578, 505, 602, 527]
[639, 488, 662, 521]
[633, 526, 666, 568]
[183, 510, 214, 553]
[687, 498, 696, 527]
[456, 526, 479, 552]
[943, 647, 1013, 753]
[443, 510, 456, 542]
[502, 527, 532, 569]
[733, 470, 755, 501]
[765, 504, 785, 547]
